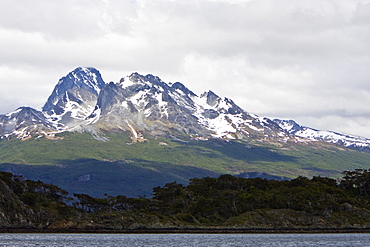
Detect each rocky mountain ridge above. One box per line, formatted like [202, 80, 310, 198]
[1, 67, 370, 151]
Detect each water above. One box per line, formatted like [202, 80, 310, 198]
[1, 233, 370, 246]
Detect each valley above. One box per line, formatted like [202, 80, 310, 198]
[1, 131, 370, 197]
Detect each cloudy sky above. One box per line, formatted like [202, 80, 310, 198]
[1, 0, 370, 137]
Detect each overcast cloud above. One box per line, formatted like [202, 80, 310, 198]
[1, 0, 370, 137]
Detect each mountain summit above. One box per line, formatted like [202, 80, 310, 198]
[43, 67, 105, 113]
[1, 67, 370, 151]
[42, 67, 105, 129]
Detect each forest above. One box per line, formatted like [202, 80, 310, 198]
[1, 169, 370, 232]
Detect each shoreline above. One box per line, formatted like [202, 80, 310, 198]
[2, 227, 370, 234]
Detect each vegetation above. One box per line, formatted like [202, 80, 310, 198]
[2, 169, 370, 231]
[0, 171, 76, 229]
[2, 132, 370, 196]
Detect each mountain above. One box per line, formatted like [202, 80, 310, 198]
[1, 67, 369, 150]
[86, 72, 287, 143]
[1, 67, 370, 197]
[273, 119, 370, 152]
[0, 107, 55, 139]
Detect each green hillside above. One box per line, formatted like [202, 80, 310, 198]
[1, 131, 370, 197]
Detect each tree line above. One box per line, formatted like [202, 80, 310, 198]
[1, 169, 370, 230]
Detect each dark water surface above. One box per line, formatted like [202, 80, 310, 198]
[1, 233, 370, 246]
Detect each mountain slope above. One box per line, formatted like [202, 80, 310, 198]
[1, 131, 370, 197]
[274, 119, 370, 152]
[1, 67, 370, 197]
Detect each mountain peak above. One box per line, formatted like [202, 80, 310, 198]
[200, 90, 220, 107]
[55, 67, 105, 93]
[273, 119, 303, 134]
[42, 67, 106, 127]
[171, 82, 197, 97]
[0, 106, 54, 138]
[4, 106, 39, 119]
[127, 72, 144, 83]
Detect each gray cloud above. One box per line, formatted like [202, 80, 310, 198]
[1, 0, 370, 137]
[0, 0, 136, 39]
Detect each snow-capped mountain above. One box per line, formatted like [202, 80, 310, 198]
[0, 107, 55, 139]
[273, 119, 370, 151]
[87, 72, 286, 141]
[43, 67, 105, 129]
[1, 67, 369, 152]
